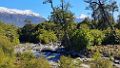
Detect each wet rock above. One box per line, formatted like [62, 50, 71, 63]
[80, 64, 90, 68]
[114, 60, 120, 64]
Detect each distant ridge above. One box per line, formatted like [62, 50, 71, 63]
[0, 7, 46, 27]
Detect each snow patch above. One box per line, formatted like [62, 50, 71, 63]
[0, 7, 40, 17]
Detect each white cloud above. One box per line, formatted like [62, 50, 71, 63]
[0, 7, 40, 17]
[77, 14, 88, 19]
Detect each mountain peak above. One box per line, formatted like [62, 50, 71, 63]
[0, 7, 46, 27]
[0, 7, 40, 17]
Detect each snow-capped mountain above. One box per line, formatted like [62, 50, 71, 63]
[0, 7, 46, 27]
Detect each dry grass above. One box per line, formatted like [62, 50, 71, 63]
[89, 45, 120, 58]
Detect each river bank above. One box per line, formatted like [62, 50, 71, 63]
[15, 43, 120, 68]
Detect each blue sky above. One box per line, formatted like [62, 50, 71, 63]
[0, 0, 119, 19]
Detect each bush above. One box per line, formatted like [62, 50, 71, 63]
[0, 35, 16, 68]
[77, 23, 90, 29]
[103, 28, 120, 45]
[90, 30, 105, 45]
[59, 56, 81, 68]
[91, 59, 113, 68]
[19, 22, 58, 44]
[92, 50, 101, 61]
[19, 23, 36, 43]
[16, 52, 51, 68]
[59, 56, 75, 68]
[35, 22, 57, 31]
[0, 48, 16, 68]
[70, 29, 94, 51]
[37, 29, 58, 44]
[0, 35, 13, 54]
[0, 22, 19, 45]
[35, 22, 65, 41]
[91, 50, 113, 68]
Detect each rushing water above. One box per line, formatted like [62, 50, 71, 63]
[34, 48, 65, 62]
[43, 52, 62, 62]
[16, 43, 80, 62]
[34, 48, 81, 62]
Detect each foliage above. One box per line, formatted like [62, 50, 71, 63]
[35, 22, 64, 40]
[19, 23, 36, 43]
[19, 22, 58, 44]
[44, 0, 75, 48]
[50, 4, 74, 26]
[85, 0, 118, 30]
[0, 35, 16, 68]
[0, 35, 13, 54]
[115, 15, 120, 29]
[102, 28, 120, 45]
[0, 22, 19, 45]
[59, 56, 75, 68]
[70, 29, 94, 51]
[35, 22, 57, 31]
[89, 45, 120, 58]
[91, 50, 113, 68]
[91, 59, 113, 68]
[37, 29, 58, 44]
[16, 52, 51, 68]
[0, 22, 18, 68]
[77, 23, 90, 29]
[77, 18, 91, 29]
[90, 30, 105, 45]
[73, 58, 82, 68]
[92, 50, 101, 61]
[0, 49, 15, 68]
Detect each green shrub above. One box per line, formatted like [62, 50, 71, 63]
[70, 29, 94, 51]
[91, 59, 113, 68]
[78, 23, 90, 29]
[35, 22, 57, 31]
[59, 56, 75, 68]
[59, 56, 82, 68]
[91, 50, 113, 68]
[0, 22, 19, 45]
[16, 52, 51, 68]
[35, 22, 65, 41]
[0, 35, 16, 68]
[90, 30, 105, 45]
[37, 29, 58, 44]
[0, 35, 13, 54]
[92, 50, 101, 61]
[103, 28, 120, 45]
[0, 48, 16, 68]
[19, 23, 36, 43]
[73, 58, 82, 68]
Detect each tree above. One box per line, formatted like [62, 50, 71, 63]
[43, 0, 75, 47]
[106, 1, 118, 17]
[70, 29, 94, 51]
[85, 0, 118, 30]
[116, 15, 120, 29]
[19, 23, 36, 43]
[118, 15, 120, 23]
[84, 0, 119, 44]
